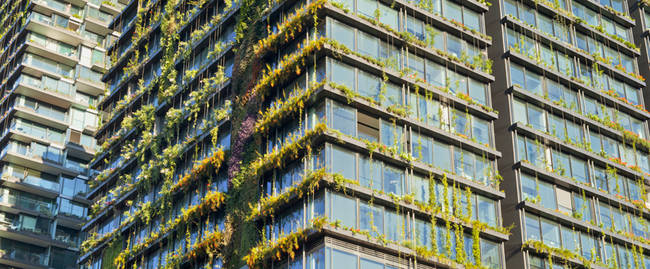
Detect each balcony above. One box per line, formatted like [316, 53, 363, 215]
[0, 248, 48, 268]
[99, 0, 125, 15]
[0, 142, 71, 178]
[0, 172, 60, 199]
[75, 66, 104, 96]
[25, 12, 82, 47]
[24, 39, 78, 67]
[84, 8, 113, 35]
[12, 74, 74, 109]
[21, 53, 75, 81]
[0, 191, 56, 217]
[32, 0, 83, 19]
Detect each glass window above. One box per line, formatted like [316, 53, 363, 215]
[472, 116, 491, 146]
[527, 104, 546, 131]
[433, 141, 452, 171]
[331, 194, 356, 228]
[521, 174, 537, 201]
[383, 165, 403, 195]
[478, 195, 497, 227]
[357, 0, 376, 18]
[580, 233, 597, 260]
[331, 20, 354, 50]
[446, 1, 463, 25]
[481, 239, 501, 269]
[331, 102, 356, 136]
[360, 203, 383, 237]
[570, 157, 588, 184]
[464, 8, 481, 32]
[358, 32, 379, 59]
[358, 71, 381, 102]
[411, 174, 429, 203]
[504, 0, 517, 17]
[447, 35, 463, 59]
[525, 213, 540, 241]
[331, 146, 356, 180]
[381, 120, 403, 151]
[360, 156, 381, 190]
[541, 218, 560, 247]
[469, 79, 487, 106]
[331, 60, 355, 90]
[561, 227, 579, 254]
[539, 181, 557, 210]
[426, 60, 445, 88]
[384, 210, 403, 241]
[360, 258, 383, 269]
[378, 4, 398, 29]
[332, 248, 357, 268]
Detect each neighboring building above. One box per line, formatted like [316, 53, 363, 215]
[80, 0, 507, 268]
[487, 0, 650, 266]
[0, 0, 121, 268]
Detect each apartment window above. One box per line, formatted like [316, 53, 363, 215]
[330, 146, 356, 180]
[380, 119, 403, 151]
[433, 140, 452, 171]
[411, 174, 429, 203]
[383, 165, 403, 195]
[525, 213, 540, 241]
[477, 195, 497, 227]
[330, 20, 354, 49]
[379, 4, 398, 29]
[556, 188, 572, 214]
[332, 249, 357, 269]
[528, 102, 546, 131]
[360, 203, 383, 237]
[331, 194, 357, 228]
[412, 133, 433, 164]
[598, 203, 612, 230]
[521, 174, 537, 201]
[330, 60, 355, 90]
[538, 180, 556, 210]
[358, 32, 379, 59]
[541, 218, 560, 248]
[359, 156, 381, 189]
[330, 102, 356, 136]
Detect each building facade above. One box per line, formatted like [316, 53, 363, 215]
[0, 0, 121, 268]
[488, 0, 650, 267]
[79, 0, 507, 268]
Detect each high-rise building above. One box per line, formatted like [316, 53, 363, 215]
[488, 0, 650, 266]
[79, 0, 508, 268]
[0, 0, 121, 268]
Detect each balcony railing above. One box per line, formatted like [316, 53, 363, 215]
[2, 141, 64, 165]
[0, 248, 47, 266]
[0, 220, 51, 237]
[0, 192, 56, 216]
[1, 172, 60, 192]
[14, 74, 75, 97]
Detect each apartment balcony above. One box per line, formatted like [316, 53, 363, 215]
[32, 0, 81, 19]
[0, 220, 53, 248]
[66, 140, 97, 161]
[12, 74, 74, 109]
[12, 106, 69, 132]
[75, 67, 105, 96]
[99, 0, 125, 16]
[24, 39, 78, 68]
[20, 55, 74, 86]
[25, 13, 83, 47]
[0, 143, 74, 178]
[0, 173, 60, 200]
[0, 249, 48, 269]
[84, 15, 113, 36]
[0, 191, 56, 220]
